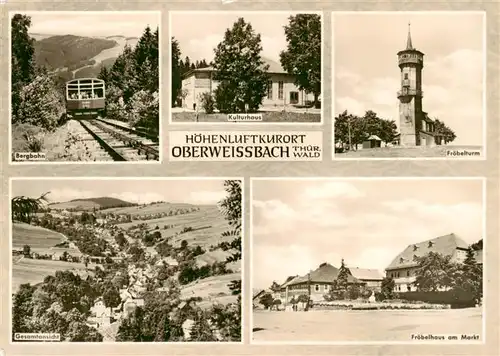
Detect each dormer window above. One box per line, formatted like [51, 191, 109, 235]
[413, 254, 418, 261]
[413, 244, 419, 251]
[399, 257, 405, 263]
[428, 241, 434, 248]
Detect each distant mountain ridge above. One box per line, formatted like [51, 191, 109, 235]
[30, 33, 139, 80]
[49, 196, 137, 210]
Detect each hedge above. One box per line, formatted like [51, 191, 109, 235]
[396, 290, 476, 308]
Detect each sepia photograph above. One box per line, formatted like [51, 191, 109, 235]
[251, 178, 484, 343]
[10, 178, 242, 342]
[9, 11, 161, 163]
[170, 11, 322, 124]
[333, 12, 485, 159]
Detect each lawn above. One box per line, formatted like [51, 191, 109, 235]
[252, 308, 483, 342]
[334, 145, 483, 158]
[172, 111, 321, 123]
[12, 258, 89, 293]
[12, 223, 67, 249]
[103, 202, 198, 215]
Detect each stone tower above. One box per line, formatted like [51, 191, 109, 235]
[397, 23, 425, 146]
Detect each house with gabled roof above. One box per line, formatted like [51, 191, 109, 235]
[278, 262, 364, 304]
[181, 57, 315, 110]
[385, 233, 470, 292]
[348, 267, 385, 291]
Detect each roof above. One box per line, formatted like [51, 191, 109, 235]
[348, 267, 384, 281]
[184, 57, 288, 78]
[366, 135, 382, 141]
[285, 263, 362, 286]
[386, 233, 469, 271]
[253, 289, 271, 300]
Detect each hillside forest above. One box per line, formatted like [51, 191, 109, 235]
[10, 14, 159, 157]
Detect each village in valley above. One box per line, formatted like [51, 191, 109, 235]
[170, 12, 321, 123]
[11, 179, 242, 342]
[251, 178, 484, 342]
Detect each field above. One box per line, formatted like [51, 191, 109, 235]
[103, 202, 196, 215]
[334, 145, 483, 158]
[180, 273, 240, 309]
[252, 308, 483, 342]
[172, 111, 321, 123]
[12, 223, 67, 249]
[117, 205, 230, 249]
[12, 258, 89, 293]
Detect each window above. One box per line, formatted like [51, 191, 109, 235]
[404, 73, 409, 80]
[324, 284, 329, 291]
[278, 81, 284, 100]
[314, 284, 319, 292]
[267, 80, 273, 99]
[407, 285, 411, 292]
[407, 270, 410, 277]
[290, 91, 299, 104]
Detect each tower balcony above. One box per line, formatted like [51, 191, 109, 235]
[397, 88, 423, 98]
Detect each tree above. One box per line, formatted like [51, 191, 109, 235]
[336, 259, 351, 292]
[380, 276, 396, 300]
[434, 118, 456, 143]
[279, 14, 321, 108]
[11, 14, 36, 120]
[453, 247, 482, 302]
[259, 293, 274, 309]
[413, 252, 455, 292]
[11, 192, 50, 223]
[23, 244, 31, 257]
[212, 18, 269, 113]
[103, 287, 121, 315]
[471, 239, 483, 251]
[272, 299, 282, 310]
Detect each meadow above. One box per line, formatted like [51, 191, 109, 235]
[117, 205, 230, 249]
[12, 223, 67, 249]
[180, 273, 240, 309]
[12, 258, 89, 293]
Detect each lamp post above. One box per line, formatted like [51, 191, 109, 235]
[305, 270, 312, 312]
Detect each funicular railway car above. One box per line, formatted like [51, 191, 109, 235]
[65, 78, 106, 119]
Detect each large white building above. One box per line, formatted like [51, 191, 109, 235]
[180, 57, 315, 111]
[385, 233, 479, 292]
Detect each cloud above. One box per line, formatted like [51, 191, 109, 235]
[188, 190, 226, 205]
[48, 188, 95, 203]
[109, 192, 165, 205]
[335, 49, 483, 146]
[301, 181, 365, 200]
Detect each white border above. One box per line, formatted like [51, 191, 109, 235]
[8, 176, 245, 345]
[331, 11, 487, 161]
[168, 11, 324, 126]
[249, 176, 486, 345]
[8, 10, 164, 165]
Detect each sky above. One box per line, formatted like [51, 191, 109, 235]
[334, 12, 485, 146]
[170, 12, 320, 63]
[11, 179, 230, 206]
[252, 179, 484, 290]
[17, 11, 160, 38]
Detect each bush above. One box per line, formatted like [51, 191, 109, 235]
[128, 90, 159, 132]
[15, 75, 65, 130]
[199, 92, 215, 114]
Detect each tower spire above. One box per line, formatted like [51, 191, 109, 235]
[406, 22, 413, 50]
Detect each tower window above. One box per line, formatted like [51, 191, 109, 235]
[404, 73, 409, 80]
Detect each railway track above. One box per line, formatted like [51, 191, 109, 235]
[78, 118, 160, 161]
